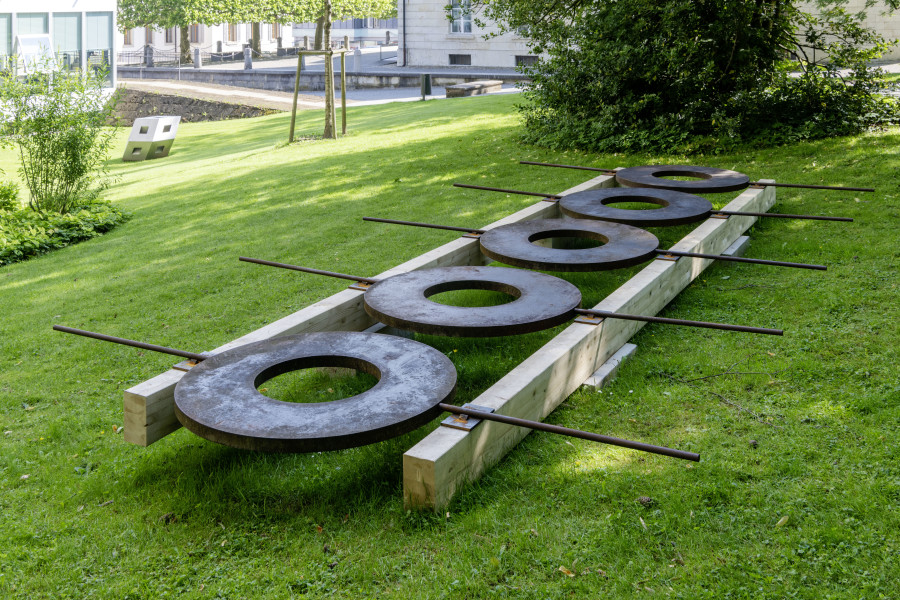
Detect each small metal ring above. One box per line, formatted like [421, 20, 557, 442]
[478, 219, 660, 271]
[174, 332, 457, 452]
[616, 165, 750, 193]
[363, 266, 582, 337]
[559, 188, 713, 226]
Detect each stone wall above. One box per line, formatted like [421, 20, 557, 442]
[399, 1, 536, 68]
[112, 88, 278, 126]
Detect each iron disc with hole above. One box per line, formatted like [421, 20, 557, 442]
[559, 188, 714, 227]
[478, 218, 660, 271]
[363, 266, 582, 337]
[615, 165, 750, 193]
[174, 332, 457, 452]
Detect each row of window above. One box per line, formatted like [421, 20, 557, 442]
[1, 12, 112, 57]
[123, 23, 283, 47]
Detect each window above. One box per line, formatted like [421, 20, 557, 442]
[53, 13, 81, 69]
[515, 55, 538, 67]
[449, 0, 472, 34]
[123, 29, 133, 46]
[270, 23, 278, 39]
[0, 14, 10, 57]
[227, 24, 239, 43]
[165, 28, 174, 44]
[449, 53, 471, 66]
[189, 24, 201, 43]
[18, 13, 49, 34]
[145, 27, 154, 44]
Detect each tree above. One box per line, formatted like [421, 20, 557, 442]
[118, 0, 197, 63]
[475, 0, 900, 152]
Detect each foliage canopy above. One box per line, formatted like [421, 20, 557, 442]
[478, 0, 900, 152]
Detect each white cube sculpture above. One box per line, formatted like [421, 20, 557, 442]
[123, 116, 181, 162]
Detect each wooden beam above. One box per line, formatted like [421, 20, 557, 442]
[402, 183, 776, 510]
[122, 174, 617, 446]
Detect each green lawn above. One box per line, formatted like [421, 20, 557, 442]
[1, 95, 898, 599]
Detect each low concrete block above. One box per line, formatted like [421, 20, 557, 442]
[123, 116, 180, 162]
[445, 79, 503, 97]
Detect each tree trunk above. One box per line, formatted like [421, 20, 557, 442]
[251, 23, 261, 55]
[180, 27, 192, 64]
[314, 17, 325, 50]
[322, 0, 336, 139]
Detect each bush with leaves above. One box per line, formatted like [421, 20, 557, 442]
[478, 0, 900, 153]
[0, 180, 18, 212]
[0, 200, 129, 266]
[0, 65, 119, 213]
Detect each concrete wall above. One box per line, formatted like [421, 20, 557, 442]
[799, 1, 900, 60]
[118, 66, 526, 92]
[398, 0, 535, 68]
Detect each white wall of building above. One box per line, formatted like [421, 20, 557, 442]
[798, 1, 900, 60]
[119, 23, 288, 55]
[398, 0, 535, 68]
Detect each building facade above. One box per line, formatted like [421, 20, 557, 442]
[1, 0, 118, 85]
[398, 0, 536, 68]
[118, 22, 288, 62]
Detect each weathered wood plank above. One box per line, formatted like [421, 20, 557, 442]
[403, 183, 776, 510]
[122, 175, 616, 446]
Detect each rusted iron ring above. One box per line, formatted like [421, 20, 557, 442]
[174, 332, 457, 452]
[559, 188, 714, 226]
[478, 218, 660, 271]
[616, 165, 750, 193]
[363, 266, 582, 337]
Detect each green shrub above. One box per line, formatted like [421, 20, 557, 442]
[0, 181, 18, 212]
[0, 200, 129, 265]
[0, 64, 118, 213]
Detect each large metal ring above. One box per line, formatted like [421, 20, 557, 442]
[363, 266, 582, 337]
[174, 332, 457, 452]
[478, 218, 660, 271]
[559, 188, 714, 226]
[616, 165, 750, 194]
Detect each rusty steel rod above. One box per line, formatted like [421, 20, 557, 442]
[53, 325, 207, 362]
[715, 210, 852, 222]
[239, 257, 380, 284]
[439, 403, 700, 461]
[365, 216, 824, 270]
[454, 182, 561, 199]
[363, 216, 485, 234]
[518, 160, 875, 192]
[574, 308, 782, 336]
[519, 160, 617, 174]
[657, 250, 826, 270]
[456, 183, 853, 222]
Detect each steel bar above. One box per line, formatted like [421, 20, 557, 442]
[715, 210, 853, 222]
[656, 249, 826, 271]
[748, 181, 873, 192]
[363, 216, 485, 234]
[453, 182, 561, 199]
[53, 325, 207, 362]
[573, 308, 783, 336]
[457, 183, 851, 222]
[519, 160, 874, 192]
[239, 257, 380, 284]
[439, 403, 700, 461]
[519, 160, 616, 174]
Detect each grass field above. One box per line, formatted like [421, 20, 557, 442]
[1, 94, 898, 599]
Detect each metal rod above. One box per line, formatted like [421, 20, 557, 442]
[574, 308, 782, 336]
[456, 183, 852, 221]
[518, 160, 874, 192]
[656, 249, 826, 271]
[363, 216, 485, 234]
[239, 257, 379, 284]
[439, 403, 700, 462]
[519, 160, 616, 174]
[453, 182, 561, 199]
[53, 325, 207, 362]
[715, 210, 853, 222]
[749, 181, 874, 192]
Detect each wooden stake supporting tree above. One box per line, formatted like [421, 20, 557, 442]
[288, 36, 349, 141]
